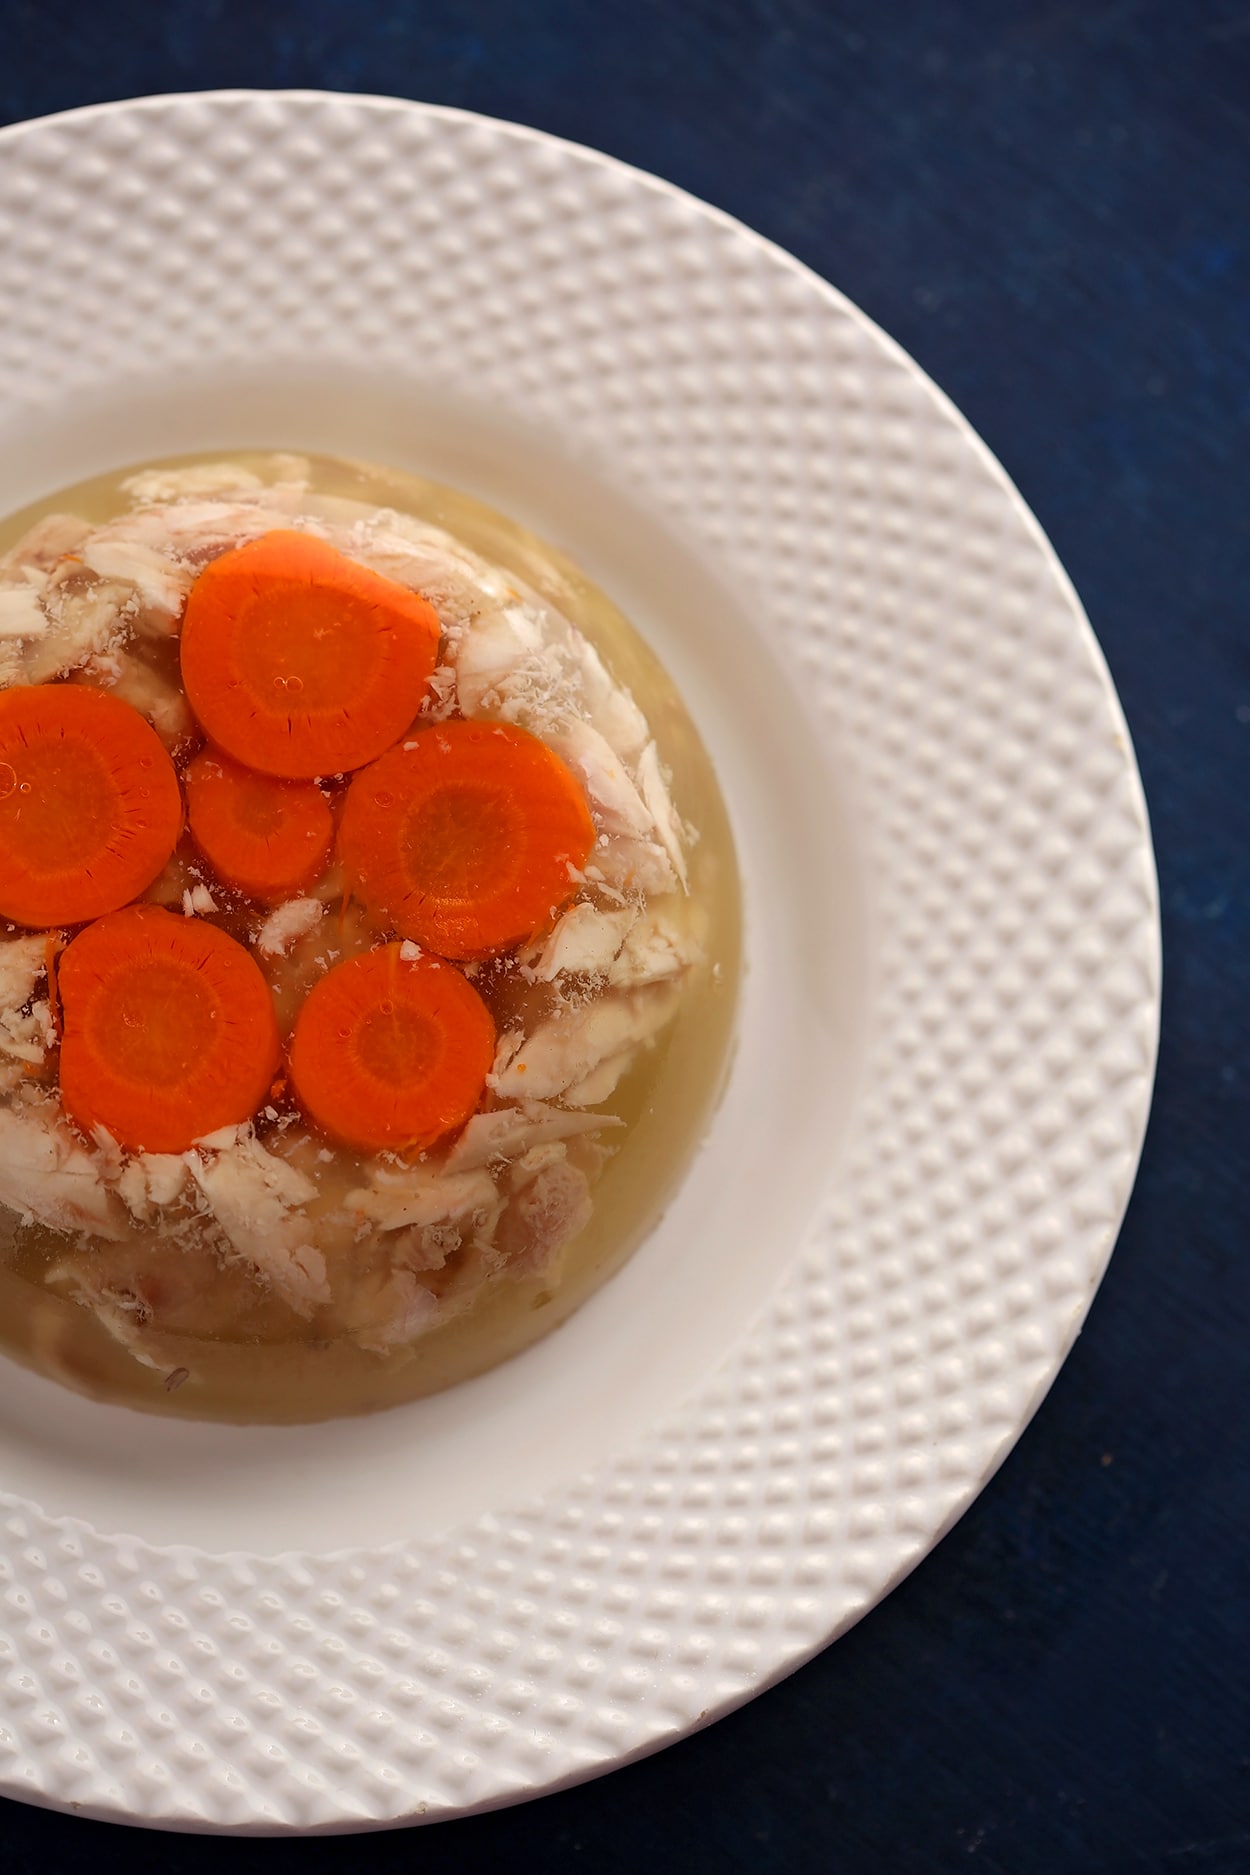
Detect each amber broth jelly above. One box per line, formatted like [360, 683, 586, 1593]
[0, 452, 740, 1422]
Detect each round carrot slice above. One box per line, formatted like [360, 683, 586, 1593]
[288, 943, 494, 1153]
[0, 685, 182, 928]
[184, 748, 334, 902]
[59, 905, 281, 1153]
[339, 721, 596, 960]
[179, 530, 442, 779]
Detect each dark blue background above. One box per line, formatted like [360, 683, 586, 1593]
[3, 2, 1247, 1869]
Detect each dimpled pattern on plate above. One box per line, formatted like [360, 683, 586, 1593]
[0, 94, 1159, 1829]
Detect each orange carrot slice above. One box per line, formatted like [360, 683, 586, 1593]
[338, 721, 596, 960]
[288, 943, 494, 1153]
[183, 748, 334, 902]
[179, 530, 441, 779]
[0, 685, 182, 928]
[59, 905, 281, 1153]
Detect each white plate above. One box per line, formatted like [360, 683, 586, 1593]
[0, 92, 1159, 1832]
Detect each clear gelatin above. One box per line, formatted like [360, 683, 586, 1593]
[0, 451, 740, 1422]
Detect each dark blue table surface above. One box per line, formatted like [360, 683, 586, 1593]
[2, 3, 1247, 1870]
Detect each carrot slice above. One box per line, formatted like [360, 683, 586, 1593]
[338, 721, 596, 960]
[288, 943, 494, 1153]
[59, 905, 281, 1153]
[0, 685, 182, 928]
[179, 530, 441, 780]
[184, 748, 334, 902]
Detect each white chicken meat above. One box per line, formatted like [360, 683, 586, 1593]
[490, 981, 684, 1106]
[0, 934, 55, 1067]
[185, 1126, 328, 1316]
[0, 1105, 129, 1241]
